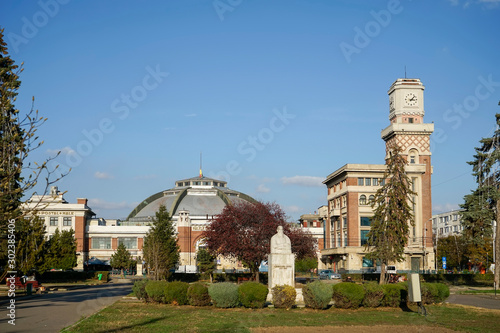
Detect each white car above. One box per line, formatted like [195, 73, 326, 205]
[319, 269, 341, 279]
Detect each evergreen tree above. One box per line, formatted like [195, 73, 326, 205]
[461, 112, 500, 286]
[0, 28, 68, 271]
[196, 247, 216, 282]
[366, 144, 416, 284]
[15, 216, 47, 275]
[45, 228, 77, 270]
[110, 243, 134, 277]
[143, 205, 180, 280]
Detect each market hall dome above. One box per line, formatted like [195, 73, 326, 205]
[125, 175, 256, 269]
[126, 176, 256, 223]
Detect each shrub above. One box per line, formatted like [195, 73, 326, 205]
[164, 281, 189, 305]
[238, 282, 268, 309]
[188, 282, 211, 306]
[303, 281, 332, 309]
[208, 282, 239, 308]
[145, 280, 168, 303]
[91, 271, 110, 281]
[332, 282, 365, 309]
[132, 279, 149, 301]
[381, 283, 406, 307]
[362, 282, 384, 308]
[272, 285, 296, 309]
[435, 283, 450, 303]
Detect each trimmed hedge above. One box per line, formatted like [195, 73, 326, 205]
[332, 282, 365, 309]
[145, 280, 168, 303]
[272, 285, 296, 309]
[362, 282, 384, 308]
[164, 281, 189, 305]
[132, 279, 149, 301]
[38, 270, 110, 283]
[238, 282, 268, 309]
[208, 282, 240, 308]
[303, 281, 332, 309]
[381, 283, 406, 307]
[420, 282, 449, 304]
[188, 283, 211, 306]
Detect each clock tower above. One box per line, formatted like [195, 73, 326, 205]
[381, 78, 434, 269]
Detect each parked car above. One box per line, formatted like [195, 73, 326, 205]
[319, 269, 341, 280]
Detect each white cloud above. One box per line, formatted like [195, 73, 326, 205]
[88, 198, 137, 211]
[256, 184, 270, 193]
[47, 146, 76, 156]
[185, 113, 197, 117]
[432, 203, 460, 214]
[285, 205, 301, 213]
[281, 176, 323, 187]
[94, 171, 113, 179]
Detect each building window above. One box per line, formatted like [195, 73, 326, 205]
[343, 217, 347, 228]
[337, 233, 341, 247]
[453, 214, 458, 221]
[63, 217, 71, 226]
[365, 178, 371, 186]
[91, 237, 111, 249]
[342, 196, 347, 207]
[409, 149, 419, 164]
[359, 195, 367, 205]
[453, 226, 458, 232]
[360, 217, 372, 226]
[361, 230, 370, 245]
[119, 237, 137, 249]
[50, 217, 58, 226]
[344, 231, 348, 246]
[368, 195, 375, 204]
[362, 257, 374, 267]
[372, 178, 379, 186]
[409, 117, 414, 123]
[380, 179, 385, 186]
[358, 178, 364, 186]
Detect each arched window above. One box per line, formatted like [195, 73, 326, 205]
[409, 149, 419, 164]
[359, 195, 367, 205]
[369, 195, 375, 204]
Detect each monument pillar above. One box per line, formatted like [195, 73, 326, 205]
[268, 226, 295, 290]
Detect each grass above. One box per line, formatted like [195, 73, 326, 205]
[459, 290, 499, 295]
[63, 301, 500, 333]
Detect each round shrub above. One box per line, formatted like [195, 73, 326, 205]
[238, 282, 268, 309]
[208, 282, 240, 308]
[164, 281, 189, 305]
[145, 280, 168, 303]
[435, 283, 450, 303]
[132, 279, 149, 301]
[362, 282, 384, 308]
[303, 280, 332, 309]
[332, 282, 365, 309]
[381, 283, 405, 307]
[188, 282, 211, 306]
[272, 285, 296, 309]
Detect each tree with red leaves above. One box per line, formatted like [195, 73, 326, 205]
[202, 201, 316, 282]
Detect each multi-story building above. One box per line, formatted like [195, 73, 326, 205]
[25, 175, 256, 272]
[299, 205, 328, 270]
[432, 210, 464, 239]
[320, 78, 436, 273]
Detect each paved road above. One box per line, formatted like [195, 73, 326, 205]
[446, 294, 500, 310]
[0, 282, 133, 333]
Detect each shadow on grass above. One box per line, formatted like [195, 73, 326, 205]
[93, 316, 165, 333]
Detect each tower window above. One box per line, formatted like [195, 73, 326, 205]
[409, 118, 414, 123]
[359, 195, 367, 205]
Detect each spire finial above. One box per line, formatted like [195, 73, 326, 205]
[199, 152, 203, 178]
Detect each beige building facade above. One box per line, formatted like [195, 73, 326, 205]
[321, 78, 436, 273]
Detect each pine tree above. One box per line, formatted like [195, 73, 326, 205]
[110, 243, 134, 277]
[196, 247, 216, 282]
[366, 144, 416, 284]
[15, 216, 47, 275]
[45, 228, 77, 270]
[143, 205, 180, 280]
[462, 112, 500, 286]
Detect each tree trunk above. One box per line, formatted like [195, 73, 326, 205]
[379, 262, 386, 285]
[495, 199, 500, 289]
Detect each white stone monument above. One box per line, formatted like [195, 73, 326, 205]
[268, 226, 295, 290]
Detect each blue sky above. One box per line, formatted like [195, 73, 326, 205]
[1, 0, 499, 221]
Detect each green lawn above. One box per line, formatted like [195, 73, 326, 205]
[63, 301, 500, 333]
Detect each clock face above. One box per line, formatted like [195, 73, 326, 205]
[405, 93, 418, 106]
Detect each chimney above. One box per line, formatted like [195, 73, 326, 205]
[77, 198, 88, 205]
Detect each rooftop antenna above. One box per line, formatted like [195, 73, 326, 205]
[199, 152, 203, 178]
